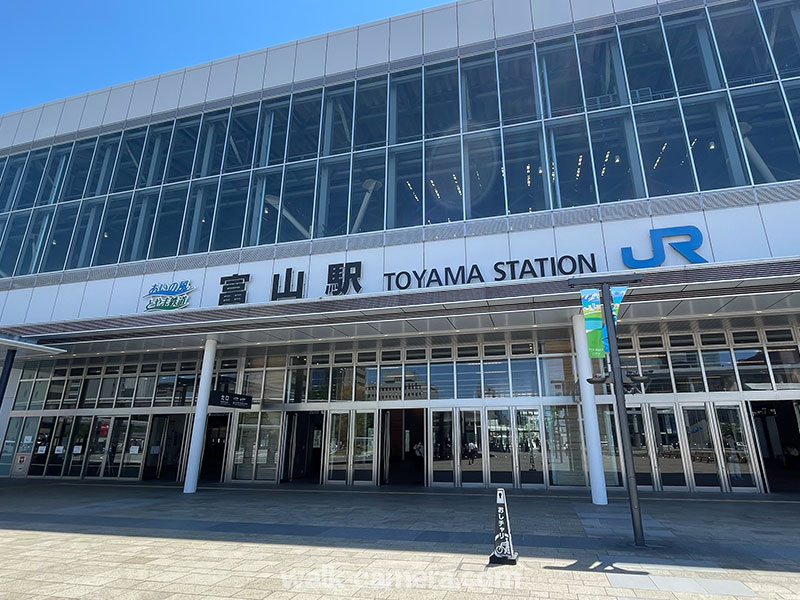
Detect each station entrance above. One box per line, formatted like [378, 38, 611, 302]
[281, 411, 324, 483]
[751, 401, 800, 493]
[380, 409, 426, 485]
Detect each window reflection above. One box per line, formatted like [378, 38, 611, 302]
[546, 119, 596, 209]
[387, 145, 423, 229]
[287, 90, 323, 162]
[179, 179, 218, 255]
[120, 189, 159, 262]
[354, 76, 388, 151]
[40, 203, 79, 273]
[243, 169, 281, 246]
[278, 163, 315, 242]
[758, 0, 800, 78]
[589, 111, 645, 203]
[321, 84, 354, 157]
[463, 132, 505, 219]
[61, 139, 97, 201]
[503, 125, 549, 214]
[350, 150, 385, 234]
[93, 193, 131, 266]
[111, 128, 146, 193]
[15, 149, 49, 210]
[425, 61, 460, 138]
[664, 10, 725, 95]
[66, 199, 103, 269]
[224, 103, 259, 173]
[538, 38, 583, 118]
[578, 29, 629, 110]
[634, 102, 696, 196]
[708, 0, 775, 87]
[620, 19, 675, 103]
[461, 54, 500, 132]
[149, 184, 188, 259]
[37, 144, 72, 206]
[425, 138, 463, 224]
[389, 68, 422, 145]
[212, 174, 250, 251]
[165, 117, 200, 184]
[314, 157, 351, 238]
[498, 46, 539, 125]
[255, 97, 290, 168]
[138, 122, 173, 189]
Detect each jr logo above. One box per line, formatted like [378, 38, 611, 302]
[621, 225, 708, 269]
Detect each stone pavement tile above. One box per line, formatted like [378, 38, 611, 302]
[695, 578, 757, 597]
[607, 574, 659, 591]
[649, 576, 706, 594]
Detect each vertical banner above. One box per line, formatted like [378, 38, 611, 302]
[580, 289, 605, 358]
[602, 285, 629, 353]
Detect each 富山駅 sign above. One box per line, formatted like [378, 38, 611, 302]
[143, 280, 193, 311]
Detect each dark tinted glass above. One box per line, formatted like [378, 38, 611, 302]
[589, 112, 645, 203]
[425, 138, 463, 224]
[0, 211, 29, 277]
[350, 150, 385, 234]
[180, 179, 218, 254]
[709, 0, 775, 86]
[620, 19, 675, 102]
[137, 121, 173, 188]
[40, 203, 79, 272]
[149, 184, 188, 259]
[387, 144, 423, 229]
[664, 10, 725, 95]
[120, 189, 159, 262]
[0, 155, 26, 212]
[255, 97, 290, 167]
[65, 198, 103, 269]
[538, 38, 584, 118]
[425, 61, 460, 137]
[314, 157, 351, 238]
[165, 116, 200, 183]
[93, 193, 131, 265]
[546, 119, 596, 208]
[634, 102, 696, 196]
[354, 76, 387, 151]
[212, 174, 250, 250]
[15, 149, 49, 210]
[758, 0, 800, 78]
[464, 132, 505, 219]
[461, 54, 500, 131]
[244, 168, 281, 246]
[60, 138, 96, 201]
[85, 133, 121, 198]
[389, 68, 422, 144]
[497, 46, 539, 125]
[223, 103, 259, 173]
[503, 124, 549, 214]
[321, 84, 354, 156]
[110, 127, 146, 193]
[578, 29, 629, 109]
[287, 90, 323, 162]
[278, 163, 316, 242]
[36, 144, 72, 206]
[16, 207, 54, 275]
[193, 110, 229, 178]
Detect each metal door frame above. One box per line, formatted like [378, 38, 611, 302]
[513, 406, 548, 490]
[646, 403, 691, 492]
[429, 407, 457, 488]
[486, 406, 515, 488]
[712, 401, 764, 493]
[455, 407, 487, 487]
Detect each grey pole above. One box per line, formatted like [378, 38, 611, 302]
[0, 348, 18, 410]
[601, 282, 645, 547]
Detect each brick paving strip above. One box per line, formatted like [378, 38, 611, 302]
[0, 481, 798, 600]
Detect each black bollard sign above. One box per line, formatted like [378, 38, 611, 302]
[489, 488, 519, 565]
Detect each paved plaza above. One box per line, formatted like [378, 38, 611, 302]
[0, 481, 798, 600]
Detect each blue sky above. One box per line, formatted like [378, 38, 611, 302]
[0, 0, 445, 114]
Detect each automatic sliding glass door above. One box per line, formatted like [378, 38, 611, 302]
[715, 405, 757, 490]
[682, 406, 721, 490]
[431, 410, 455, 485]
[325, 410, 376, 485]
[515, 409, 544, 486]
[650, 406, 688, 489]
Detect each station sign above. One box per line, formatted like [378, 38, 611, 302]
[208, 390, 253, 410]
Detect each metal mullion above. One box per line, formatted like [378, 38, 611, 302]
[29, 147, 53, 210]
[116, 415, 133, 479]
[672, 403, 697, 492]
[238, 101, 264, 249]
[8, 152, 31, 211]
[531, 44, 555, 211]
[456, 58, 467, 222]
[703, 6, 757, 186]
[752, 1, 800, 160]
[175, 112, 208, 256]
[493, 50, 511, 216]
[705, 401, 731, 492]
[639, 403, 661, 491]
[345, 81, 357, 236]
[383, 75, 391, 231]
[273, 91, 295, 245]
[207, 108, 234, 252]
[30, 204, 58, 275]
[135, 414, 153, 481]
[421, 66, 427, 225]
[614, 26, 651, 201]
[760, 340, 779, 391]
[539, 404, 549, 489]
[125, 125, 149, 195]
[306, 89, 326, 242]
[571, 34, 601, 207]
[744, 399, 770, 493]
[9, 209, 35, 278]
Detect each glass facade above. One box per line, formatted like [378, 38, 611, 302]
[0, 1, 798, 277]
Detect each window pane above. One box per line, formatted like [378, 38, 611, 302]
[709, 0, 775, 86]
[664, 10, 725, 95]
[425, 138, 463, 224]
[578, 29, 629, 110]
[256, 412, 281, 480]
[36, 144, 72, 206]
[758, 0, 800, 78]
[15, 207, 54, 275]
[120, 189, 159, 262]
[683, 95, 750, 190]
[179, 179, 218, 255]
[308, 367, 330, 401]
[354, 76, 387, 151]
[386, 144, 423, 229]
[620, 19, 675, 103]
[331, 366, 353, 401]
[389, 68, 422, 144]
[287, 90, 322, 162]
[321, 84, 354, 156]
[15, 149, 49, 210]
[634, 102, 696, 196]
[768, 347, 800, 389]
[165, 116, 200, 183]
[278, 163, 315, 242]
[244, 168, 281, 246]
[66, 198, 103, 269]
[0, 155, 27, 212]
[193, 110, 229, 178]
[429, 362, 454, 399]
[546, 119, 596, 209]
[211, 174, 249, 251]
[540, 356, 573, 396]
[60, 138, 96, 201]
[464, 131, 505, 219]
[460, 53, 500, 131]
[511, 358, 539, 396]
[640, 351, 673, 392]
[350, 150, 385, 234]
[85, 133, 121, 198]
[223, 103, 258, 173]
[589, 111, 645, 203]
[255, 97, 290, 167]
[670, 350, 705, 392]
[314, 157, 350, 238]
[787, 83, 800, 133]
[538, 38, 584, 118]
[498, 45, 539, 125]
[149, 184, 188, 259]
[110, 127, 147, 193]
[0, 211, 30, 277]
[137, 121, 173, 188]
[456, 362, 482, 399]
[483, 360, 510, 397]
[702, 349, 739, 391]
[40, 202, 79, 273]
[683, 406, 720, 487]
[379, 366, 401, 401]
[460, 410, 483, 483]
[545, 405, 585, 485]
[425, 61, 460, 137]
[503, 125, 549, 214]
[403, 364, 427, 400]
[731, 85, 800, 184]
[93, 193, 131, 265]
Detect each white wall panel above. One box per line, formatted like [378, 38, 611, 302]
[704, 205, 770, 263]
[390, 15, 424, 61]
[79, 91, 110, 130]
[344, 247, 384, 297]
[102, 85, 134, 126]
[423, 237, 466, 272]
[326, 30, 358, 75]
[602, 217, 654, 272]
[56, 97, 86, 136]
[571, 0, 614, 21]
[162, 268, 207, 311]
[235, 51, 267, 95]
[265, 44, 297, 88]
[107, 275, 144, 316]
[458, 0, 495, 46]
[384, 242, 423, 286]
[51, 281, 86, 322]
[294, 37, 327, 82]
[493, 0, 533, 38]
[465, 233, 509, 283]
[34, 102, 64, 140]
[79, 279, 114, 318]
[531, 0, 573, 29]
[759, 201, 800, 259]
[554, 223, 609, 272]
[308, 251, 346, 299]
[614, 0, 657, 11]
[507, 227, 557, 268]
[240, 260, 274, 306]
[357, 22, 390, 68]
[271, 255, 312, 301]
[0, 288, 33, 325]
[206, 59, 237, 102]
[24, 286, 58, 323]
[0, 112, 21, 149]
[179, 66, 210, 108]
[423, 6, 459, 54]
[13, 108, 42, 146]
[201, 264, 246, 308]
[127, 78, 158, 120]
[152, 72, 184, 114]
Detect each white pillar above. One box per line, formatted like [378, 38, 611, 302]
[183, 337, 217, 494]
[572, 313, 608, 506]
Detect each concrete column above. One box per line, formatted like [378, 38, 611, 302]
[183, 337, 217, 494]
[0, 351, 21, 451]
[572, 313, 608, 505]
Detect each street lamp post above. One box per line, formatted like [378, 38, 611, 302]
[568, 274, 646, 548]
